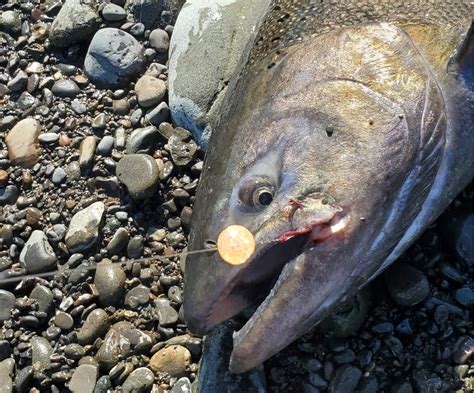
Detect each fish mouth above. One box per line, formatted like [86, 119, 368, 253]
[202, 212, 350, 335]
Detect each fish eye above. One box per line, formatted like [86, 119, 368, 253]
[238, 177, 275, 209]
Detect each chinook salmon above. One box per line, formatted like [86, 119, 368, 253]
[184, 0, 474, 373]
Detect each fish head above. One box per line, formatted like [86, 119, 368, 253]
[184, 24, 443, 372]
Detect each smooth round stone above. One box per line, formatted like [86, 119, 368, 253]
[79, 136, 97, 169]
[122, 367, 154, 393]
[96, 136, 114, 156]
[39, 133, 60, 144]
[0, 186, 20, 206]
[77, 308, 110, 345]
[125, 126, 160, 154]
[69, 364, 98, 393]
[117, 154, 160, 200]
[102, 3, 126, 21]
[113, 98, 130, 115]
[0, 290, 15, 322]
[144, 102, 170, 126]
[149, 345, 191, 378]
[19, 230, 57, 273]
[54, 312, 74, 330]
[84, 28, 145, 88]
[130, 23, 145, 36]
[384, 262, 430, 307]
[65, 202, 105, 253]
[135, 74, 166, 108]
[125, 285, 150, 308]
[31, 337, 53, 372]
[127, 235, 144, 258]
[149, 28, 170, 53]
[154, 299, 179, 326]
[5, 118, 41, 168]
[51, 79, 80, 98]
[29, 285, 54, 314]
[455, 288, 474, 308]
[14, 366, 33, 393]
[52, 167, 67, 184]
[328, 365, 362, 393]
[106, 227, 129, 255]
[64, 344, 86, 360]
[94, 261, 126, 306]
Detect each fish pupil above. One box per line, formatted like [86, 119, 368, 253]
[258, 191, 273, 206]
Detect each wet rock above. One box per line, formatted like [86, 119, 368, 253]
[51, 79, 80, 98]
[455, 287, 474, 308]
[125, 285, 150, 308]
[19, 230, 57, 273]
[169, 0, 271, 146]
[102, 4, 127, 22]
[84, 28, 145, 88]
[453, 337, 474, 364]
[122, 367, 154, 393]
[0, 290, 15, 322]
[126, 126, 160, 154]
[14, 366, 33, 393]
[154, 298, 179, 326]
[30, 285, 54, 314]
[135, 75, 166, 108]
[50, 0, 101, 47]
[106, 228, 129, 255]
[328, 365, 362, 393]
[0, 358, 14, 393]
[77, 308, 110, 345]
[0, 186, 19, 206]
[7, 70, 27, 92]
[5, 118, 41, 168]
[384, 262, 430, 307]
[66, 202, 105, 252]
[94, 260, 126, 306]
[54, 312, 74, 330]
[69, 364, 98, 393]
[117, 154, 160, 200]
[31, 337, 53, 372]
[150, 345, 191, 378]
[149, 28, 170, 53]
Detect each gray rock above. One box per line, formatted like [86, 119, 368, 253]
[39, 133, 60, 144]
[385, 262, 430, 307]
[7, 70, 27, 92]
[149, 29, 170, 53]
[391, 382, 413, 393]
[0, 290, 15, 322]
[102, 4, 127, 22]
[124, 285, 150, 309]
[126, 126, 160, 154]
[54, 312, 74, 330]
[14, 366, 33, 393]
[84, 28, 145, 88]
[154, 299, 179, 326]
[117, 154, 160, 200]
[66, 202, 105, 252]
[96, 136, 114, 156]
[77, 308, 110, 345]
[19, 230, 57, 273]
[107, 227, 129, 255]
[127, 235, 144, 258]
[51, 79, 80, 98]
[94, 376, 112, 393]
[49, 0, 101, 47]
[29, 285, 54, 314]
[71, 99, 88, 114]
[31, 337, 53, 372]
[79, 136, 97, 169]
[0, 358, 14, 393]
[0, 186, 20, 206]
[412, 370, 443, 393]
[169, 0, 271, 147]
[171, 377, 192, 393]
[94, 261, 126, 306]
[455, 287, 474, 308]
[69, 364, 98, 393]
[135, 75, 166, 108]
[64, 344, 86, 360]
[5, 118, 41, 168]
[145, 102, 170, 126]
[125, 0, 167, 29]
[122, 367, 154, 393]
[52, 167, 67, 184]
[169, 135, 197, 167]
[328, 365, 362, 393]
[0, 10, 21, 35]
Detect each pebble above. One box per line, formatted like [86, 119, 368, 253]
[51, 79, 80, 98]
[84, 28, 145, 88]
[391, 382, 413, 393]
[121, 367, 154, 393]
[0, 10, 21, 34]
[0, 186, 19, 206]
[66, 202, 105, 252]
[19, 230, 57, 273]
[31, 336, 53, 372]
[5, 118, 41, 168]
[126, 126, 160, 154]
[69, 364, 98, 393]
[117, 154, 160, 200]
[155, 298, 179, 326]
[149, 345, 191, 378]
[39, 133, 60, 144]
[0, 290, 15, 322]
[135, 75, 166, 108]
[169, 135, 198, 167]
[328, 365, 362, 393]
[94, 261, 126, 306]
[145, 102, 170, 126]
[102, 4, 127, 22]
[77, 308, 110, 345]
[52, 167, 67, 184]
[0, 170, 8, 187]
[453, 337, 474, 364]
[49, 0, 101, 46]
[79, 136, 97, 170]
[30, 285, 54, 314]
[0, 359, 14, 393]
[54, 312, 74, 330]
[171, 377, 192, 393]
[455, 287, 474, 307]
[106, 227, 129, 255]
[385, 262, 430, 306]
[96, 136, 114, 156]
[149, 28, 170, 53]
[125, 285, 150, 308]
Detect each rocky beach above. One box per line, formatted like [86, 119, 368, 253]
[0, 1, 473, 392]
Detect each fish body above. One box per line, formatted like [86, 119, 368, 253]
[184, 0, 474, 373]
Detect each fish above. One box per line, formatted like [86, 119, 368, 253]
[183, 0, 474, 374]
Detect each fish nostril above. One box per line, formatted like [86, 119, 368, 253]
[204, 239, 217, 249]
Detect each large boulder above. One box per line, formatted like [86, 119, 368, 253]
[84, 28, 145, 89]
[168, 0, 271, 148]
